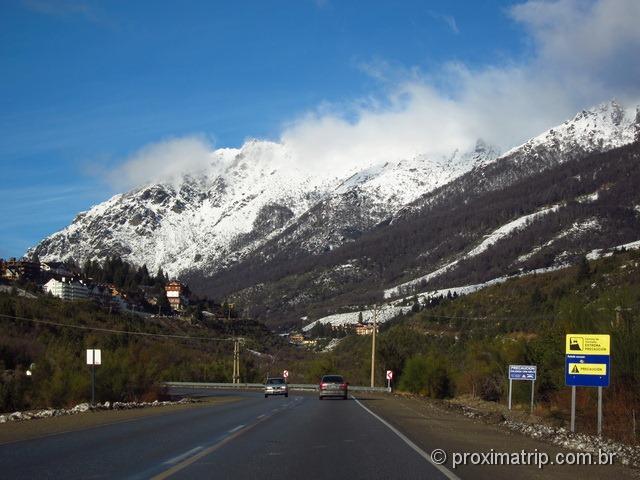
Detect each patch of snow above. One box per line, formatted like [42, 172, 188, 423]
[587, 239, 640, 260]
[516, 218, 600, 263]
[576, 191, 599, 203]
[466, 205, 560, 258]
[303, 305, 411, 332]
[322, 338, 344, 352]
[385, 205, 561, 298]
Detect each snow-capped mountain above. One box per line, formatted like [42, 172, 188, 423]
[28, 137, 498, 276]
[28, 100, 638, 303]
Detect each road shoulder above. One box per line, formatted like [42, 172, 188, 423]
[0, 396, 242, 445]
[354, 393, 639, 480]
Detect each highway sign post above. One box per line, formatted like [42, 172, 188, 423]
[86, 349, 101, 405]
[283, 370, 289, 381]
[508, 365, 537, 414]
[386, 370, 393, 392]
[565, 334, 610, 435]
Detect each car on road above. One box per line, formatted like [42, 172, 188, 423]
[264, 377, 288, 398]
[318, 374, 348, 400]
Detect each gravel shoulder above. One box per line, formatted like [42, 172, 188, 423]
[355, 392, 640, 480]
[0, 396, 241, 445]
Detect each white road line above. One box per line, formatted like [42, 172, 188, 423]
[352, 396, 461, 480]
[228, 424, 245, 434]
[257, 414, 266, 419]
[163, 446, 203, 465]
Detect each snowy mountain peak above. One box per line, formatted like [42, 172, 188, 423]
[27, 102, 639, 279]
[503, 100, 637, 160]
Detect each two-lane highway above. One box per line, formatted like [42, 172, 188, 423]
[0, 391, 454, 479]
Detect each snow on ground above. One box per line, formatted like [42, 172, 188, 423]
[587, 239, 640, 260]
[322, 338, 344, 352]
[384, 205, 561, 299]
[467, 205, 561, 258]
[576, 191, 599, 203]
[302, 305, 411, 332]
[391, 277, 510, 306]
[516, 217, 600, 264]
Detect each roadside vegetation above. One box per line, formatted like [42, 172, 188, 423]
[304, 249, 640, 443]
[0, 294, 294, 413]
[2, 249, 639, 444]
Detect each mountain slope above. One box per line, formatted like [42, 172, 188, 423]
[28, 101, 640, 327]
[29, 139, 497, 276]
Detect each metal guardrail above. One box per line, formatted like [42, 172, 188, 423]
[165, 381, 390, 393]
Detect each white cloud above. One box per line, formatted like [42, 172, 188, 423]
[279, 0, 640, 169]
[428, 11, 460, 34]
[111, 1, 640, 187]
[108, 136, 215, 190]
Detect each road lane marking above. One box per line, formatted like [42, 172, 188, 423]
[228, 424, 245, 433]
[352, 396, 460, 480]
[152, 396, 304, 479]
[163, 447, 203, 465]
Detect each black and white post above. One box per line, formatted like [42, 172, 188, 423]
[86, 349, 101, 405]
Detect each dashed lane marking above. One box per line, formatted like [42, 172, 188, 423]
[228, 424, 245, 434]
[163, 447, 204, 465]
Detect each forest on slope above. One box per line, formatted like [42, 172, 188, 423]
[189, 141, 640, 327]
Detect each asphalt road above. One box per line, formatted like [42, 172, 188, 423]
[0, 390, 454, 480]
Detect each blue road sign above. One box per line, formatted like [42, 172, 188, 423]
[565, 354, 610, 387]
[509, 365, 537, 380]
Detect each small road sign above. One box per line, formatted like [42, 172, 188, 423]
[508, 365, 537, 380]
[565, 354, 610, 387]
[283, 370, 289, 379]
[386, 370, 393, 380]
[86, 349, 101, 365]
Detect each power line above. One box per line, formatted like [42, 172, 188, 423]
[0, 313, 236, 342]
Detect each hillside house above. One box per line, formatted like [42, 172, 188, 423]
[165, 281, 190, 311]
[43, 277, 89, 301]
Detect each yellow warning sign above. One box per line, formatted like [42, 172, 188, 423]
[565, 334, 610, 355]
[568, 363, 607, 375]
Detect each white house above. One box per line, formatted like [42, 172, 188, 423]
[43, 278, 89, 301]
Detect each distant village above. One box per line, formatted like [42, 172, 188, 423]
[0, 257, 198, 317]
[0, 257, 383, 346]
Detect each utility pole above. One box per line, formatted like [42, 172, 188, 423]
[370, 305, 378, 388]
[234, 338, 243, 384]
[232, 339, 240, 384]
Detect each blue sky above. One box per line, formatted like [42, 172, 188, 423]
[1, 0, 639, 258]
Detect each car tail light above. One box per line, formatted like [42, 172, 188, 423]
[340, 383, 347, 389]
[320, 383, 326, 390]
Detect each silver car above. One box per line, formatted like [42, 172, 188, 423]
[318, 374, 348, 400]
[264, 377, 288, 398]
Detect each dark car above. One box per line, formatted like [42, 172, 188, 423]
[319, 374, 348, 400]
[264, 377, 288, 398]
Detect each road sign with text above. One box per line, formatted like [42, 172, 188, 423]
[509, 365, 537, 380]
[565, 334, 610, 387]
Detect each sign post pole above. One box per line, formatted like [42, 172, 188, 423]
[570, 386, 576, 433]
[86, 349, 101, 406]
[386, 370, 393, 393]
[508, 378, 512, 410]
[598, 386, 603, 436]
[530, 379, 535, 415]
[91, 362, 95, 405]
